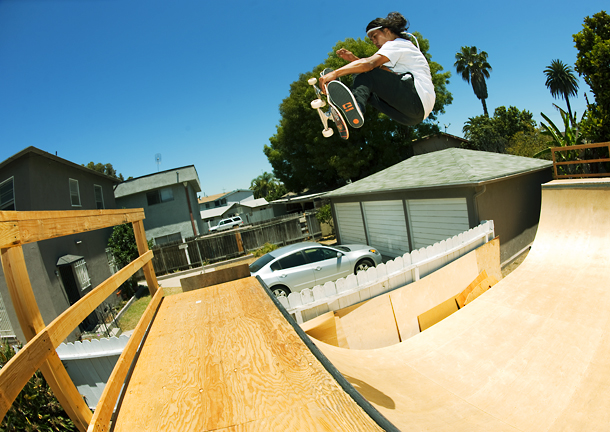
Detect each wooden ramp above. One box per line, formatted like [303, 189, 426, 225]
[315, 179, 610, 431]
[111, 178, 610, 431]
[111, 277, 391, 431]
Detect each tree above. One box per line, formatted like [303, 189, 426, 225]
[543, 60, 579, 120]
[463, 106, 536, 153]
[265, 34, 452, 192]
[573, 11, 610, 142]
[250, 172, 287, 201]
[83, 162, 126, 181]
[454, 46, 492, 116]
[506, 129, 553, 159]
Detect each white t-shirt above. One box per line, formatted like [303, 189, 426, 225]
[377, 38, 436, 119]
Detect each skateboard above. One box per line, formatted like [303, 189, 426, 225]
[308, 71, 349, 140]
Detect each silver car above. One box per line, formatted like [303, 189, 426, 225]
[249, 242, 382, 297]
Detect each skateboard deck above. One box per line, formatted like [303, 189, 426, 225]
[308, 73, 349, 140]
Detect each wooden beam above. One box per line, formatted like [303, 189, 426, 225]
[132, 220, 159, 297]
[0, 245, 92, 431]
[88, 287, 164, 432]
[0, 208, 144, 222]
[0, 210, 145, 248]
[47, 250, 153, 347]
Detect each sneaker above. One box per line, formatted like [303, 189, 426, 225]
[326, 81, 364, 128]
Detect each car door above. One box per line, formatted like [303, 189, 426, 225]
[302, 247, 351, 286]
[273, 251, 317, 293]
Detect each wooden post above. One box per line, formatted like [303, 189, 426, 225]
[235, 231, 244, 254]
[132, 220, 159, 296]
[0, 246, 92, 432]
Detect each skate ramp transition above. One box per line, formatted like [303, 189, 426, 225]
[112, 179, 610, 431]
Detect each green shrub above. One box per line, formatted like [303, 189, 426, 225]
[252, 243, 278, 257]
[0, 344, 78, 432]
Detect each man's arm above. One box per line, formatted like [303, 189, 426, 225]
[319, 53, 390, 91]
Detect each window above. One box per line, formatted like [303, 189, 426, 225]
[69, 179, 81, 207]
[94, 185, 104, 209]
[74, 259, 91, 290]
[278, 252, 307, 270]
[146, 187, 174, 206]
[0, 177, 15, 210]
[303, 248, 337, 263]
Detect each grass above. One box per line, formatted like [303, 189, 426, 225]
[118, 286, 183, 332]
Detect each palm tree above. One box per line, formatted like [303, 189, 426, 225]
[454, 46, 492, 116]
[543, 59, 579, 121]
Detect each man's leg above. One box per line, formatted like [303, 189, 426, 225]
[352, 69, 425, 126]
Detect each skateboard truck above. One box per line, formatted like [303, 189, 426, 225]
[308, 77, 334, 138]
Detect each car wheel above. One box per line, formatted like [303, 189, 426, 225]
[355, 259, 375, 274]
[271, 286, 291, 298]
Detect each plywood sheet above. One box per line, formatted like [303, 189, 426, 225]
[112, 277, 386, 431]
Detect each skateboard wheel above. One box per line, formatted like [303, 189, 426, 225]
[308, 77, 317, 85]
[311, 99, 326, 109]
[322, 128, 334, 138]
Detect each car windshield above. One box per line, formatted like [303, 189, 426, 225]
[249, 253, 275, 273]
[334, 246, 351, 252]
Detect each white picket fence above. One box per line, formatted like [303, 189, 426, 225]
[278, 220, 495, 324]
[56, 335, 130, 409]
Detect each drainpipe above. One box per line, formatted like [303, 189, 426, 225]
[473, 185, 487, 223]
[183, 181, 198, 237]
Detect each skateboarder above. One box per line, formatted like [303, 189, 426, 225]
[319, 12, 436, 128]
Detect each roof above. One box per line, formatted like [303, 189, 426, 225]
[0, 146, 121, 183]
[200, 203, 237, 220]
[325, 148, 553, 198]
[198, 189, 253, 204]
[198, 192, 227, 204]
[114, 165, 201, 197]
[238, 198, 269, 208]
[270, 191, 328, 204]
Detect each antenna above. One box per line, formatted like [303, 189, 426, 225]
[155, 153, 162, 172]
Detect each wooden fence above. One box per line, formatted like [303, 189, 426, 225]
[0, 209, 162, 432]
[279, 221, 495, 324]
[552, 142, 610, 179]
[151, 212, 322, 275]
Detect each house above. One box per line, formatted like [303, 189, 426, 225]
[197, 189, 254, 212]
[324, 148, 553, 264]
[0, 147, 122, 342]
[411, 132, 469, 155]
[114, 166, 204, 245]
[199, 189, 277, 231]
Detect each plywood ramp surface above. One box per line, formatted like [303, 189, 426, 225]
[316, 179, 610, 431]
[112, 277, 386, 431]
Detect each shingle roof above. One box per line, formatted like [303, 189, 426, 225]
[325, 148, 553, 197]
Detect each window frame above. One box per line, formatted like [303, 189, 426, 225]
[69, 178, 81, 207]
[0, 176, 15, 210]
[94, 184, 105, 209]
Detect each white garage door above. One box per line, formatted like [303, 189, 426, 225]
[407, 198, 470, 249]
[362, 200, 410, 257]
[334, 202, 367, 245]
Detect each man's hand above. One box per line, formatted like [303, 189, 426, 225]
[336, 48, 359, 62]
[318, 70, 338, 95]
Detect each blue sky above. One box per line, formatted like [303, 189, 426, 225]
[0, 0, 606, 196]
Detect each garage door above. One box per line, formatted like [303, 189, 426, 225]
[406, 198, 469, 249]
[362, 200, 410, 257]
[334, 203, 367, 245]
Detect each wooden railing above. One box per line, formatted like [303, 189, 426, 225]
[551, 142, 610, 179]
[0, 209, 163, 432]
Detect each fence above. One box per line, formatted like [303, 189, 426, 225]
[552, 142, 610, 179]
[56, 335, 130, 409]
[151, 212, 322, 275]
[0, 209, 161, 432]
[278, 221, 495, 324]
